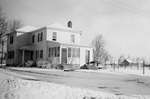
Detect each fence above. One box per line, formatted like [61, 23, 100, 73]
[107, 61, 150, 74]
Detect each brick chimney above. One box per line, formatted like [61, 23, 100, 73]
[68, 21, 72, 28]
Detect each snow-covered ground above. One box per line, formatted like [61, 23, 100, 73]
[78, 68, 150, 77]
[1, 69, 149, 99]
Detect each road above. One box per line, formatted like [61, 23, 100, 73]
[2, 67, 150, 96]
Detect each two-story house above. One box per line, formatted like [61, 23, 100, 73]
[6, 21, 93, 67]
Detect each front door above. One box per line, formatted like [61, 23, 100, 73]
[61, 48, 67, 64]
[85, 50, 90, 64]
[30, 51, 33, 60]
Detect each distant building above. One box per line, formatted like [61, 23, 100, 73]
[120, 59, 130, 66]
[6, 22, 93, 67]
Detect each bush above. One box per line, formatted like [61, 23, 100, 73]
[43, 61, 51, 69]
[37, 60, 43, 68]
[55, 64, 64, 70]
[37, 60, 51, 68]
[47, 57, 59, 68]
[80, 64, 89, 69]
[25, 60, 34, 67]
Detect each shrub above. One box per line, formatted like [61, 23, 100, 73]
[37, 60, 43, 68]
[55, 64, 64, 70]
[37, 60, 51, 69]
[25, 60, 34, 67]
[80, 64, 89, 69]
[47, 57, 59, 68]
[42, 61, 51, 69]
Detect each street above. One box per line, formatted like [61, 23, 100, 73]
[3, 67, 150, 96]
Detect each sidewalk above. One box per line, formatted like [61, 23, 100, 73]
[4, 66, 150, 77]
[111, 68, 150, 77]
[78, 68, 150, 77]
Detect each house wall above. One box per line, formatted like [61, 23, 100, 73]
[31, 28, 47, 61]
[80, 47, 93, 66]
[60, 45, 80, 65]
[16, 32, 31, 64]
[46, 41, 60, 63]
[6, 32, 17, 65]
[46, 29, 81, 45]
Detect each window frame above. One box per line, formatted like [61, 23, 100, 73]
[40, 50, 43, 59]
[32, 35, 35, 43]
[10, 35, 14, 44]
[7, 51, 15, 59]
[37, 33, 40, 42]
[71, 34, 75, 43]
[52, 32, 57, 41]
[40, 32, 43, 41]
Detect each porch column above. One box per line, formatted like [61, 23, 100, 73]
[22, 50, 25, 66]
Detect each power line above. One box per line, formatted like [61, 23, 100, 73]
[112, 0, 150, 14]
[98, 0, 150, 18]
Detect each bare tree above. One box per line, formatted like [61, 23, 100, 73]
[7, 19, 24, 33]
[91, 34, 108, 66]
[0, 5, 7, 42]
[0, 5, 7, 65]
[0, 5, 24, 65]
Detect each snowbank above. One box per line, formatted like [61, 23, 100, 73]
[0, 69, 148, 99]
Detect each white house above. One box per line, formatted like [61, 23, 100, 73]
[6, 21, 93, 68]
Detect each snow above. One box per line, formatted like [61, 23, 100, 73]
[78, 68, 150, 77]
[46, 23, 80, 33]
[16, 26, 38, 33]
[0, 68, 150, 99]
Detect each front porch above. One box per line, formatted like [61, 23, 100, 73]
[19, 45, 35, 66]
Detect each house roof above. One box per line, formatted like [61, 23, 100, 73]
[126, 59, 132, 63]
[60, 43, 93, 48]
[16, 26, 38, 33]
[46, 23, 82, 34]
[7, 23, 82, 35]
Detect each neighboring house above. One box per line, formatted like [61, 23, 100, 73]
[6, 21, 93, 67]
[119, 59, 137, 66]
[120, 59, 130, 66]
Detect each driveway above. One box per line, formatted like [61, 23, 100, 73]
[2, 67, 150, 96]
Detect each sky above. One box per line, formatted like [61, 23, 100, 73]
[1, 0, 150, 58]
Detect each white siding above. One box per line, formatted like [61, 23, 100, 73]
[80, 47, 93, 66]
[31, 29, 47, 60]
[46, 29, 80, 44]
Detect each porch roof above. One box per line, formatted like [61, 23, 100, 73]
[60, 43, 93, 48]
[19, 45, 35, 51]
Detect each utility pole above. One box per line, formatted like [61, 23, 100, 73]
[143, 61, 145, 74]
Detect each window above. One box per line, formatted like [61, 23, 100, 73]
[10, 35, 14, 44]
[40, 32, 43, 41]
[37, 33, 40, 42]
[68, 48, 71, 57]
[40, 50, 43, 59]
[36, 50, 43, 59]
[68, 47, 80, 57]
[37, 32, 43, 42]
[49, 47, 60, 57]
[7, 51, 14, 59]
[76, 48, 80, 57]
[51, 48, 54, 57]
[32, 35, 35, 43]
[57, 47, 60, 57]
[71, 35, 75, 43]
[36, 50, 39, 59]
[52, 32, 57, 41]
[49, 48, 51, 57]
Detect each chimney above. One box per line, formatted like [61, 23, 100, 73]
[68, 21, 72, 28]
